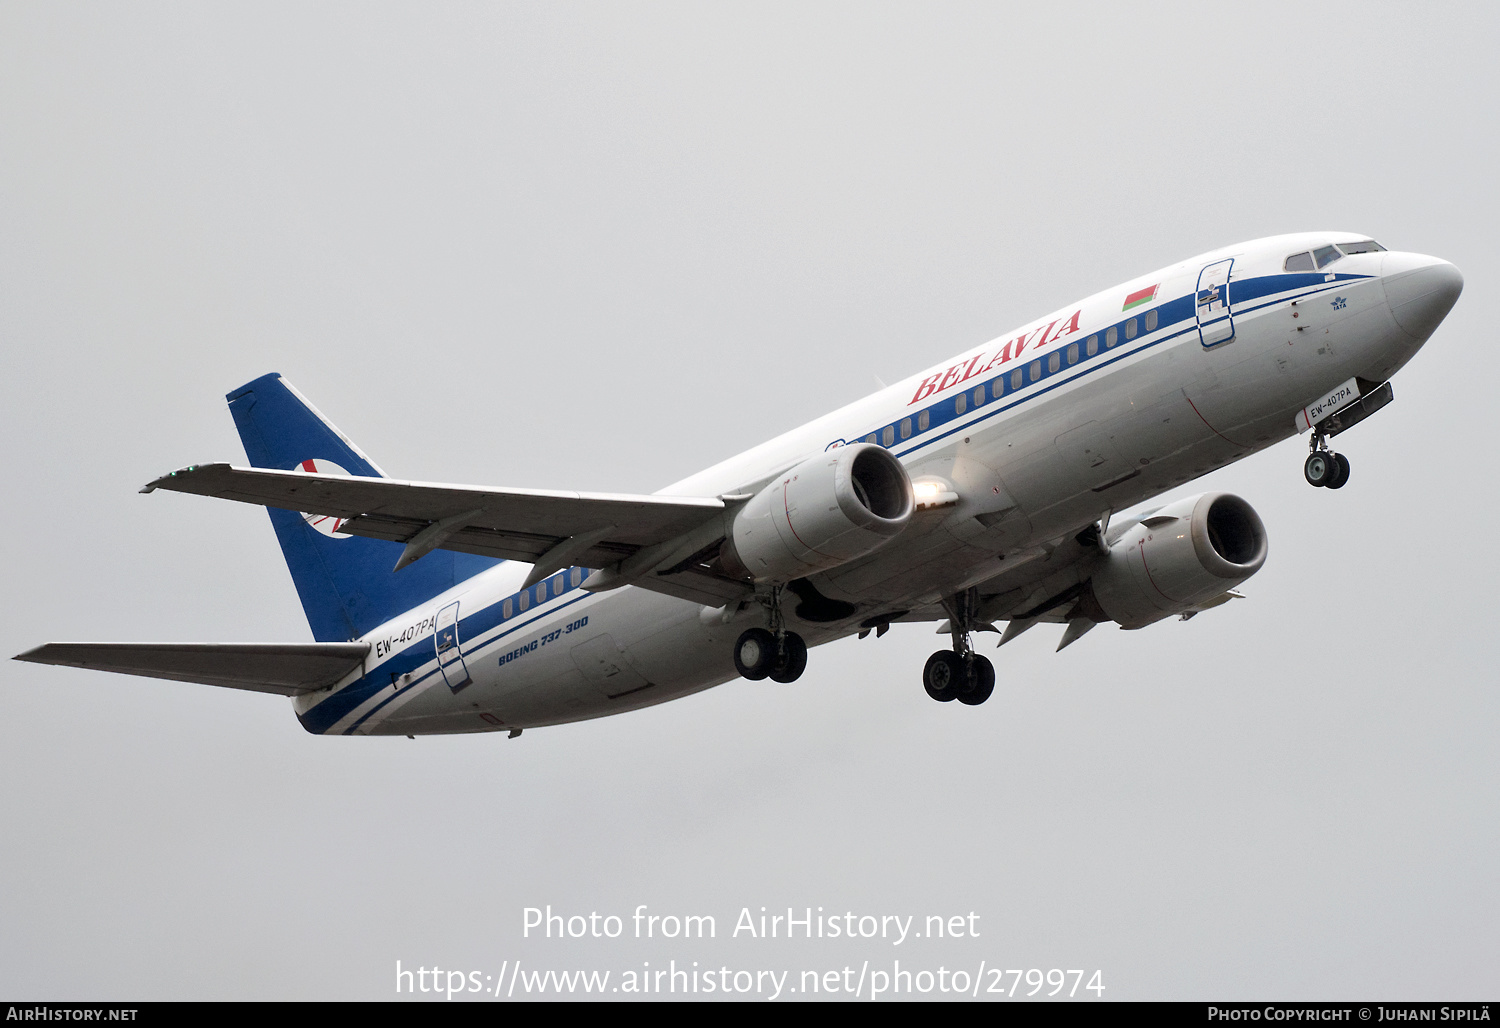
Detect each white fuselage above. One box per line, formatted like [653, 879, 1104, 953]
[294, 232, 1456, 735]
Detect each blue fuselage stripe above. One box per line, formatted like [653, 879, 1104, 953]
[874, 274, 1368, 460]
[298, 587, 593, 735]
[337, 593, 592, 735]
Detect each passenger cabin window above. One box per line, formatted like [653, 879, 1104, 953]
[537, 580, 548, 601]
[973, 385, 984, 406]
[900, 417, 911, 439]
[918, 410, 930, 431]
[1028, 359, 1041, 382]
[1106, 326, 1118, 347]
[1125, 317, 1137, 340]
[571, 567, 583, 587]
[553, 573, 565, 594]
[1145, 309, 1158, 332]
[1048, 351, 1060, 373]
[1313, 245, 1342, 269]
[990, 379, 1002, 400]
[1086, 335, 1098, 356]
[1284, 251, 1316, 272]
[518, 591, 530, 612]
[864, 433, 876, 444]
[954, 393, 966, 415]
[1066, 342, 1078, 365]
[502, 597, 513, 618]
[882, 425, 894, 446]
[1011, 368, 1023, 389]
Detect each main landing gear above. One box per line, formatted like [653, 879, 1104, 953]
[734, 627, 807, 683]
[733, 587, 807, 683]
[1304, 433, 1350, 490]
[923, 587, 995, 706]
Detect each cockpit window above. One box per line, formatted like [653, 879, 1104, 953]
[1313, 245, 1342, 269]
[1284, 251, 1315, 272]
[1336, 239, 1385, 255]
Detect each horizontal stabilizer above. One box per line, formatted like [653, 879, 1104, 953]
[14, 642, 370, 696]
[142, 463, 726, 569]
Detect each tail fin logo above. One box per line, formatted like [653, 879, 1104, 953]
[293, 458, 353, 537]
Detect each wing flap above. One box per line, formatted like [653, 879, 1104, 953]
[628, 568, 751, 606]
[328, 513, 636, 566]
[14, 642, 371, 696]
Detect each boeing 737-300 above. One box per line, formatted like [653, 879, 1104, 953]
[16, 232, 1463, 735]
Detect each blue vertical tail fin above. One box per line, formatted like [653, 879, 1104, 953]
[226, 373, 500, 642]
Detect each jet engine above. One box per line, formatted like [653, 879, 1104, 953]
[721, 443, 914, 583]
[1079, 492, 1268, 629]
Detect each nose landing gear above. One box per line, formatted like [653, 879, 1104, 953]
[1304, 435, 1351, 490]
[923, 587, 996, 706]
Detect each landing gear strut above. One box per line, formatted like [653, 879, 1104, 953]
[923, 587, 995, 705]
[734, 586, 807, 683]
[1304, 432, 1350, 490]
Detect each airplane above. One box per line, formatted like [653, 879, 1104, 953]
[15, 232, 1462, 736]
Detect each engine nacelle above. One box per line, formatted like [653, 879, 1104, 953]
[1081, 492, 1268, 629]
[723, 443, 914, 583]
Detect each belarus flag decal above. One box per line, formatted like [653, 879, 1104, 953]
[1122, 284, 1159, 311]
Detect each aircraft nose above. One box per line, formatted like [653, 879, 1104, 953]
[1382, 252, 1463, 340]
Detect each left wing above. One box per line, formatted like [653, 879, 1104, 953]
[143, 463, 751, 605]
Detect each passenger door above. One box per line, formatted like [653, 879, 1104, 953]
[1195, 259, 1235, 348]
[434, 601, 471, 692]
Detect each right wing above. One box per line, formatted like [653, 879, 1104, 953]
[14, 642, 371, 696]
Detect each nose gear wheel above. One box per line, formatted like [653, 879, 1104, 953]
[1304, 430, 1351, 489]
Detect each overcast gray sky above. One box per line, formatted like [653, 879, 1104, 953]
[2, 1, 1496, 1001]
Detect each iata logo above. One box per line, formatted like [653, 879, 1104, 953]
[292, 458, 352, 538]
